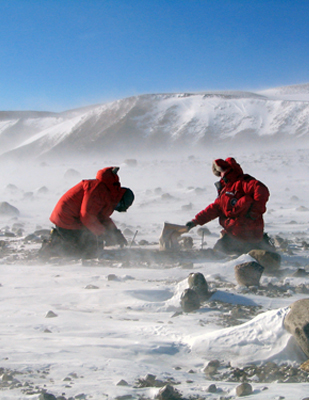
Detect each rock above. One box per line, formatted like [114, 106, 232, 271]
[234, 261, 264, 287]
[107, 274, 118, 281]
[292, 268, 308, 277]
[39, 393, 57, 400]
[188, 272, 209, 301]
[123, 228, 134, 236]
[45, 310, 58, 318]
[207, 383, 217, 393]
[284, 299, 309, 357]
[248, 249, 281, 272]
[124, 159, 137, 167]
[0, 202, 20, 216]
[156, 384, 182, 400]
[194, 187, 206, 195]
[116, 379, 129, 386]
[181, 203, 193, 211]
[296, 206, 309, 212]
[84, 284, 99, 289]
[300, 359, 309, 372]
[64, 169, 81, 181]
[203, 359, 220, 376]
[180, 288, 200, 312]
[235, 382, 252, 396]
[37, 186, 49, 194]
[161, 193, 174, 201]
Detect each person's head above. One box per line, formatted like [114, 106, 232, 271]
[212, 158, 243, 182]
[114, 188, 135, 212]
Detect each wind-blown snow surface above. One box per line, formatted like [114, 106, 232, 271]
[1, 86, 309, 399]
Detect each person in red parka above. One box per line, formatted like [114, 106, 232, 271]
[41, 166, 134, 258]
[186, 157, 273, 255]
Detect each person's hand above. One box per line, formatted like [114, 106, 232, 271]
[185, 221, 196, 231]
[113, 229, 128, 247]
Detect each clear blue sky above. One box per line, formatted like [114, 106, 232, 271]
[1, 0, 308, 112]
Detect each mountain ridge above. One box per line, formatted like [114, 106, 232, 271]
[1, 83, 309, 161]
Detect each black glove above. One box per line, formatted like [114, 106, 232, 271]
[113, 229, 128, 247]
[186, 221, 196, 231]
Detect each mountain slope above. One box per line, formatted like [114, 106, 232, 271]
[1, 84, 309, 160]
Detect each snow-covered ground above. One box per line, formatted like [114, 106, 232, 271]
[1, 145, 309, 399]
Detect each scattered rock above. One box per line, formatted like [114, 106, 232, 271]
[123, 228, 134, 236]
[0, 202, 20, 216]
[292, 268, 309, 277]
[161, 193, 174, 201]
[64, 169, 81, 181]
[45, 310, 58, 318]
[236, 382, 252, 396]
[207, 383, 217, 393]
[296, 206, 309, 212]
[234, 261, 264, 287]
[188, 272, 209, 301]
[194, 187, 206, 195]
[180, 288, 200, 312]
[248, 249, 281, 272]
[181, 203, 193, 211]
[124, 159, 137, 167]
[156, 384, 182, 400]
[300, 359, 309, 372]
[116, 379, 129, 386]
[107, 274, 118, 281]
[84, 284, 99, 289]
[37, 186, 49, 194]
[39, 393, 57, 400]
[284, 298, 309, 357]
[203, 360, 220, 376]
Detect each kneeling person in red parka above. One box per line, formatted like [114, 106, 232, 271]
[186, 158, 273, 255]
[44, 166, 134, 258]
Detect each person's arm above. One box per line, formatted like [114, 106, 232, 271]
[193, 199, 221, 226]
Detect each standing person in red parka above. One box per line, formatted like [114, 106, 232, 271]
[41, 166, 134, 259]
[185, 157, 273, 255]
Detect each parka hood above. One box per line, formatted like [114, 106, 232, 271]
[96, 167, 120, 187]
[212, 157, 243, 183]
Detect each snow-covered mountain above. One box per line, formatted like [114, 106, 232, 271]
[1, 83, 309, 161]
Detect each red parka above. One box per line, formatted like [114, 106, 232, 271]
[50, 167, 126, 236]
[193, 158, 269, 242]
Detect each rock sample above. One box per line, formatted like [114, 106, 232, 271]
[284, 298, 309, 357]
[234, 261, 264, 287]
[248, 249, 281, 272]
[188, 272, 209, 301]
[180, 288, 200, 312]
[159, 222, 188, 250]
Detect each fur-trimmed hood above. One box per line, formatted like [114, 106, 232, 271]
[212, 157, 243, 183]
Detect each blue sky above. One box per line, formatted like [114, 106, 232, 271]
[0, 0, 309, 112]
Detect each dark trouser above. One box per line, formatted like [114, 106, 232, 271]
[213, 232, 275, 256]
[41, 226, 102, 258]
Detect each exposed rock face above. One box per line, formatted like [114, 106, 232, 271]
[234, 261, 264, 287]
[180, 288, 200, 312]
[284, 298, 309, 357]
[248, 249, 281, 272]
[188, 272, 209, 301]
[0, 202, 20, 216]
